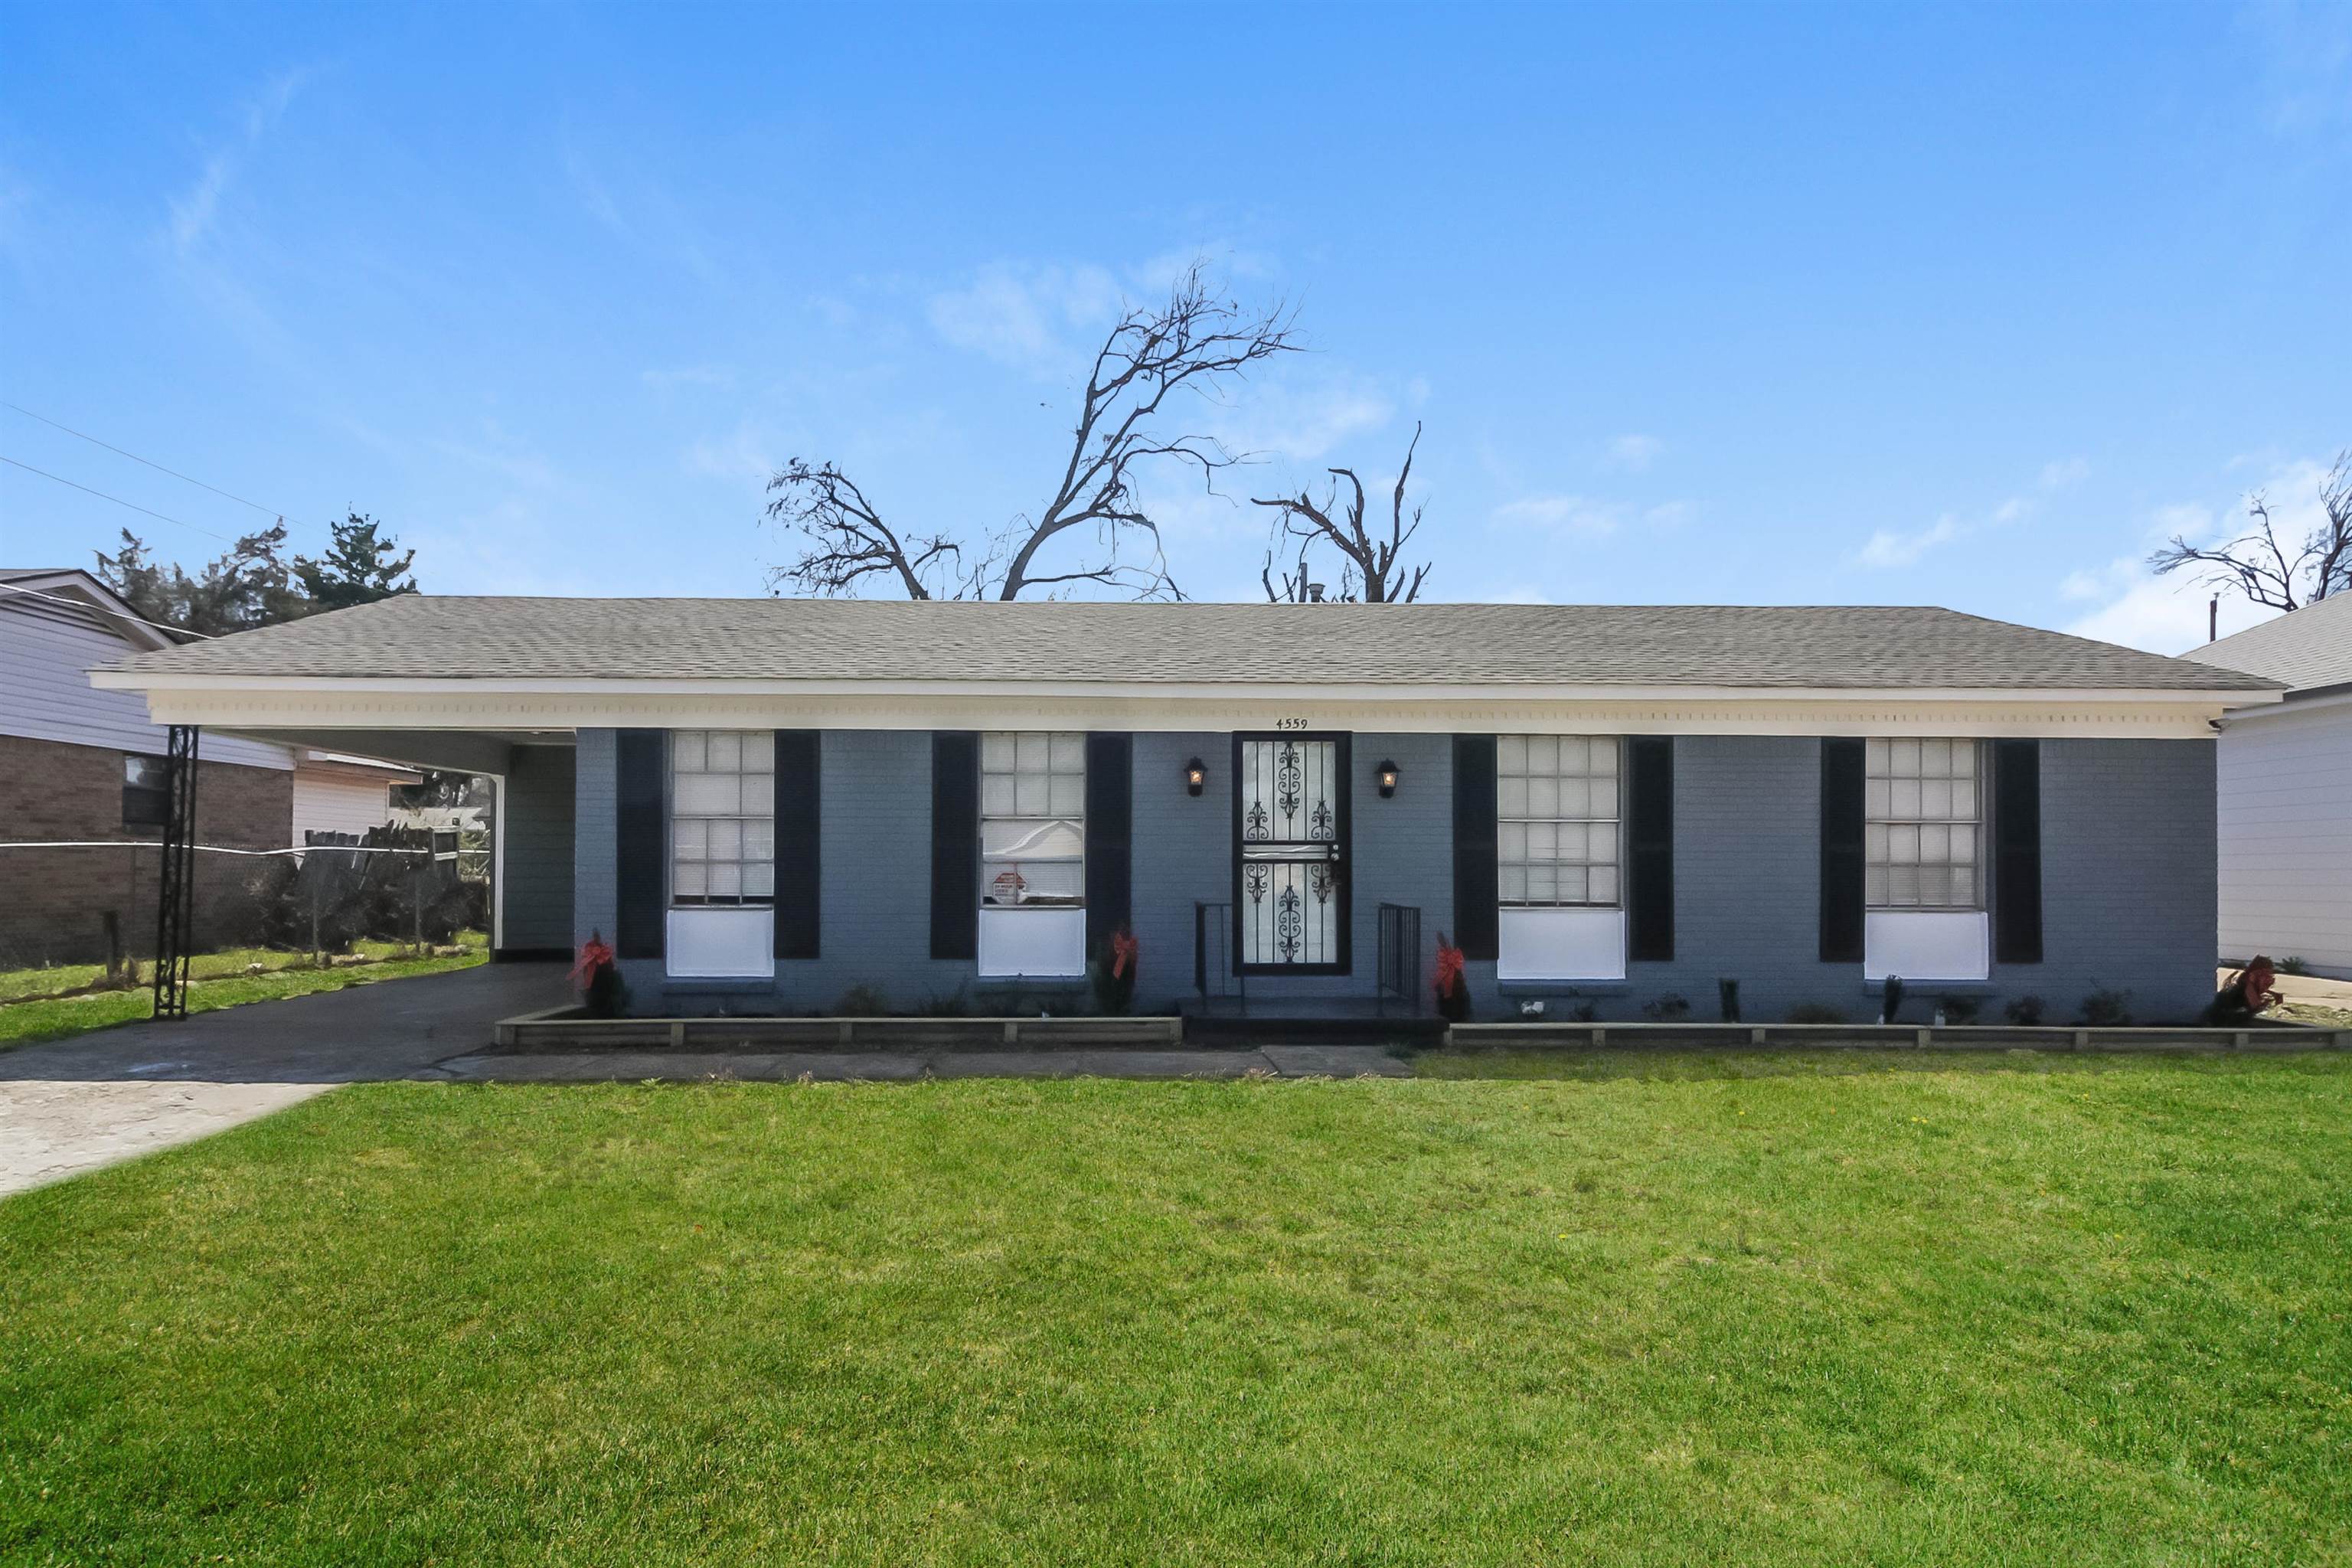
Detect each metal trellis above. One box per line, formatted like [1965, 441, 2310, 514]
[151, 724, 200, 1020]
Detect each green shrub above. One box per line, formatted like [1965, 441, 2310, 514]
[1717, 978, 1741, 1023]
[2004, 995, 2047, 1026]
[2081, 985, 2134, 1027]
[2281, 956, 2309, 976]
[835, 984, 893, 1017]
[912, 989, 970, 1017]
[1785, 1002, 1848, 1024]
[1642, 992, 1691, 1022]
[1936, 994, 1981, 1025]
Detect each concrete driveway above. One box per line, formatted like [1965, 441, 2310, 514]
[0, 962, 568, 1197]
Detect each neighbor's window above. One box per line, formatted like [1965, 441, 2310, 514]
[122, 753, 170, 829]
[1498, 736, 1620, 906]
[670, 730, 774, 906]
[1866, 738, 1981, 910]
[980, 732, 1084, 906]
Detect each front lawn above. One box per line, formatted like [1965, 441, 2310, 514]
[4, 1054, 2349, 1564]
[0, 933, 488, 1048]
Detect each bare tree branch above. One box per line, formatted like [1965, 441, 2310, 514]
[761, 260, 1301, 600]
[1251, 421, 1432, 604]
[2149, 450, 2352, 612]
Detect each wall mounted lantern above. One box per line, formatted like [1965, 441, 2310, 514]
[1184, 756, 1207, 797]
[1377, 759, 1400, 799]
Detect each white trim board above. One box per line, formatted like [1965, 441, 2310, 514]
[93, 683, 2254, 740]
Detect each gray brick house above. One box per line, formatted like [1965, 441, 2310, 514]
[91, 597, 2282, 1023]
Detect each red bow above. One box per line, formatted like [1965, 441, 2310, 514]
[1433, 940, 1465, 997]
[1111, 929, 1138, 979]
[570, 933, 616, 986]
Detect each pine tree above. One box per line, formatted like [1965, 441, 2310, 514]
[292, 513, 418, 612]
[94, 523, 312, 635]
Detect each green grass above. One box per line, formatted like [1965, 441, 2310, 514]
[4, 1056, 2350, 1564]
[0, 933, 488, 1048]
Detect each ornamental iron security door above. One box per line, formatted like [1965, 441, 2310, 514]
[1233, 734, 1351, 972]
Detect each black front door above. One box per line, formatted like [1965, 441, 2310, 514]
[1233, 733, 1351, 973]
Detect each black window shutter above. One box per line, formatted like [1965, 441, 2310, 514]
[1993, 739, 2043, 964]
[1084, 733, 1132, 963]
[615, 729, 666, 960]
[929, 731, 979, 961]
[1818, 737, 1866, 963]
[1452, 735, 1499, 960]
[773, 730, 822, 959]
[1626, 737, 1674, 962]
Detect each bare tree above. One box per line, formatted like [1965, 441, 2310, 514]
[2149, 451, 2351, 611]
[764, 262, 1300, 600]
[1253, 423, 1433, 603]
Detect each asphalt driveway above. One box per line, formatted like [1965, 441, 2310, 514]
[0, 962, 567, 1197]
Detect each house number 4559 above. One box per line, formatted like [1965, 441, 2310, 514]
[1273, 717, 1312, 731]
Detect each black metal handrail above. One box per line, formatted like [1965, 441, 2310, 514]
[1194, 900, 1243, 1008]
[1376, 902, 1422, 1016]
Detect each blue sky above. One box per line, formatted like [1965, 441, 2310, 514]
[2, 2, 2346, 652]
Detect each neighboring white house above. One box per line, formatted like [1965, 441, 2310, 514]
[2187, 593, 2352, 979]
[290, 750, 424, 843]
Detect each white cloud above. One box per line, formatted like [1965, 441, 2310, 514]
[1215, 369, 1393, 463]
[926, 263, 1123, 370]
[685, 421, 786, 488]
[166, 67, 309, 255]
[1859, 514, 1966, 568]
[1492, 495, 1688, 538]
[2060, 455, 2336, 653]
[1606, 433, 1664, 472]
[2039, 456, 2090, 490]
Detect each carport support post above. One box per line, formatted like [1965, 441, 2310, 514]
[411, 854, 425, 955]
[150, 724, 199, 1022]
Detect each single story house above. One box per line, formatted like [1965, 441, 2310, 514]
[2187, 593, 2352, 980]
[90, 596, 2281, 1022]
[0, 567, 418, 966]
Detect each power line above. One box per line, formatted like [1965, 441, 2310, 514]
[0, 454, 240, 544]
[2, 401, 288, 520]
[0, 579, 220, 639]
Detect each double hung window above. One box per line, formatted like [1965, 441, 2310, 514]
[670, 730, 775, 906]
[980, 732, 1084, 907]
[1864, 738, 1981, 911]
[1498, 736, 1621, 907]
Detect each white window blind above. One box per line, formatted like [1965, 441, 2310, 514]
[1865, 737, 1981, 911]
[980, 732, 1084, 907]
[1498, 736, 1620, 907]
[670, 730, 775, 906]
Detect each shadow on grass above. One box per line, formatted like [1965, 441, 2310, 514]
[1409, 1047, 2352, 1084]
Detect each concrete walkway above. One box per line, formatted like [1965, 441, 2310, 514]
[0, 962, 568, 1197]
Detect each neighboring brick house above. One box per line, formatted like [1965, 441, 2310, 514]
[93, 595, 2287, 1022]
[0, 568, 415, 967]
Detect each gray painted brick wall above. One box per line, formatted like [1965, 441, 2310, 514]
[499, 744, 575, 950]
[569, 726, 2220, 1025]
[573, 727, 617, 951]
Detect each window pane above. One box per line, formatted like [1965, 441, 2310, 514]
[1499, 864, 1528, 903]
[1952, 778, 1976, 820]
[675, 774, 740, 816]
[1015, 732, 1048, 773]
[1921, 778, 1952, 819]
[1890, 865, 1919, 905]
[707, 732, 740, 772]
[1588, 865, 1619, 906]
[1589, 777, 1618, 818]
[1499, 822, 1528, 861]
[673, 730, 706, 772]
[1589, 740, 1617, 777]
[1528, 821, 1558, 861]
[1919, 823, 1949, 863]
[1557, 866, 1588, 905]
[1890, 777, 1921, 818]
[1050, 733, 1085, 773]
[740, 773, 775, 815]
[1047, 774, 1083, 816]
[1525, 863, 1557, 903]
[674, 863, 708, 898]
[981, 774, 1014, 816]
[982, 733, 1014, 771]
[1866, 776, 1890, 818]
[742, 863, 776, 899]
[1866, 865, 1888, 905]
[675, 820, 708, 859]
[744, 821, 775, 862]
[1498, 734, 1527, 774]
[709, 820, 743, 861]
[1890, 739, 1920, 778]
[1866, 738, 1890, 774]
[1014, 773, 1049, 816]
[1558, 778, 1590, 819]
[709, 862, 741, 898]
[1498, 776, 1528, 816]
[1527, 776, 1559, 817]
[1919, 739, 1950, 776]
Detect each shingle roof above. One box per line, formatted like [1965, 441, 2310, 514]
[99, 596, 2279, 691]
[2184, 595, 2352, 694]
